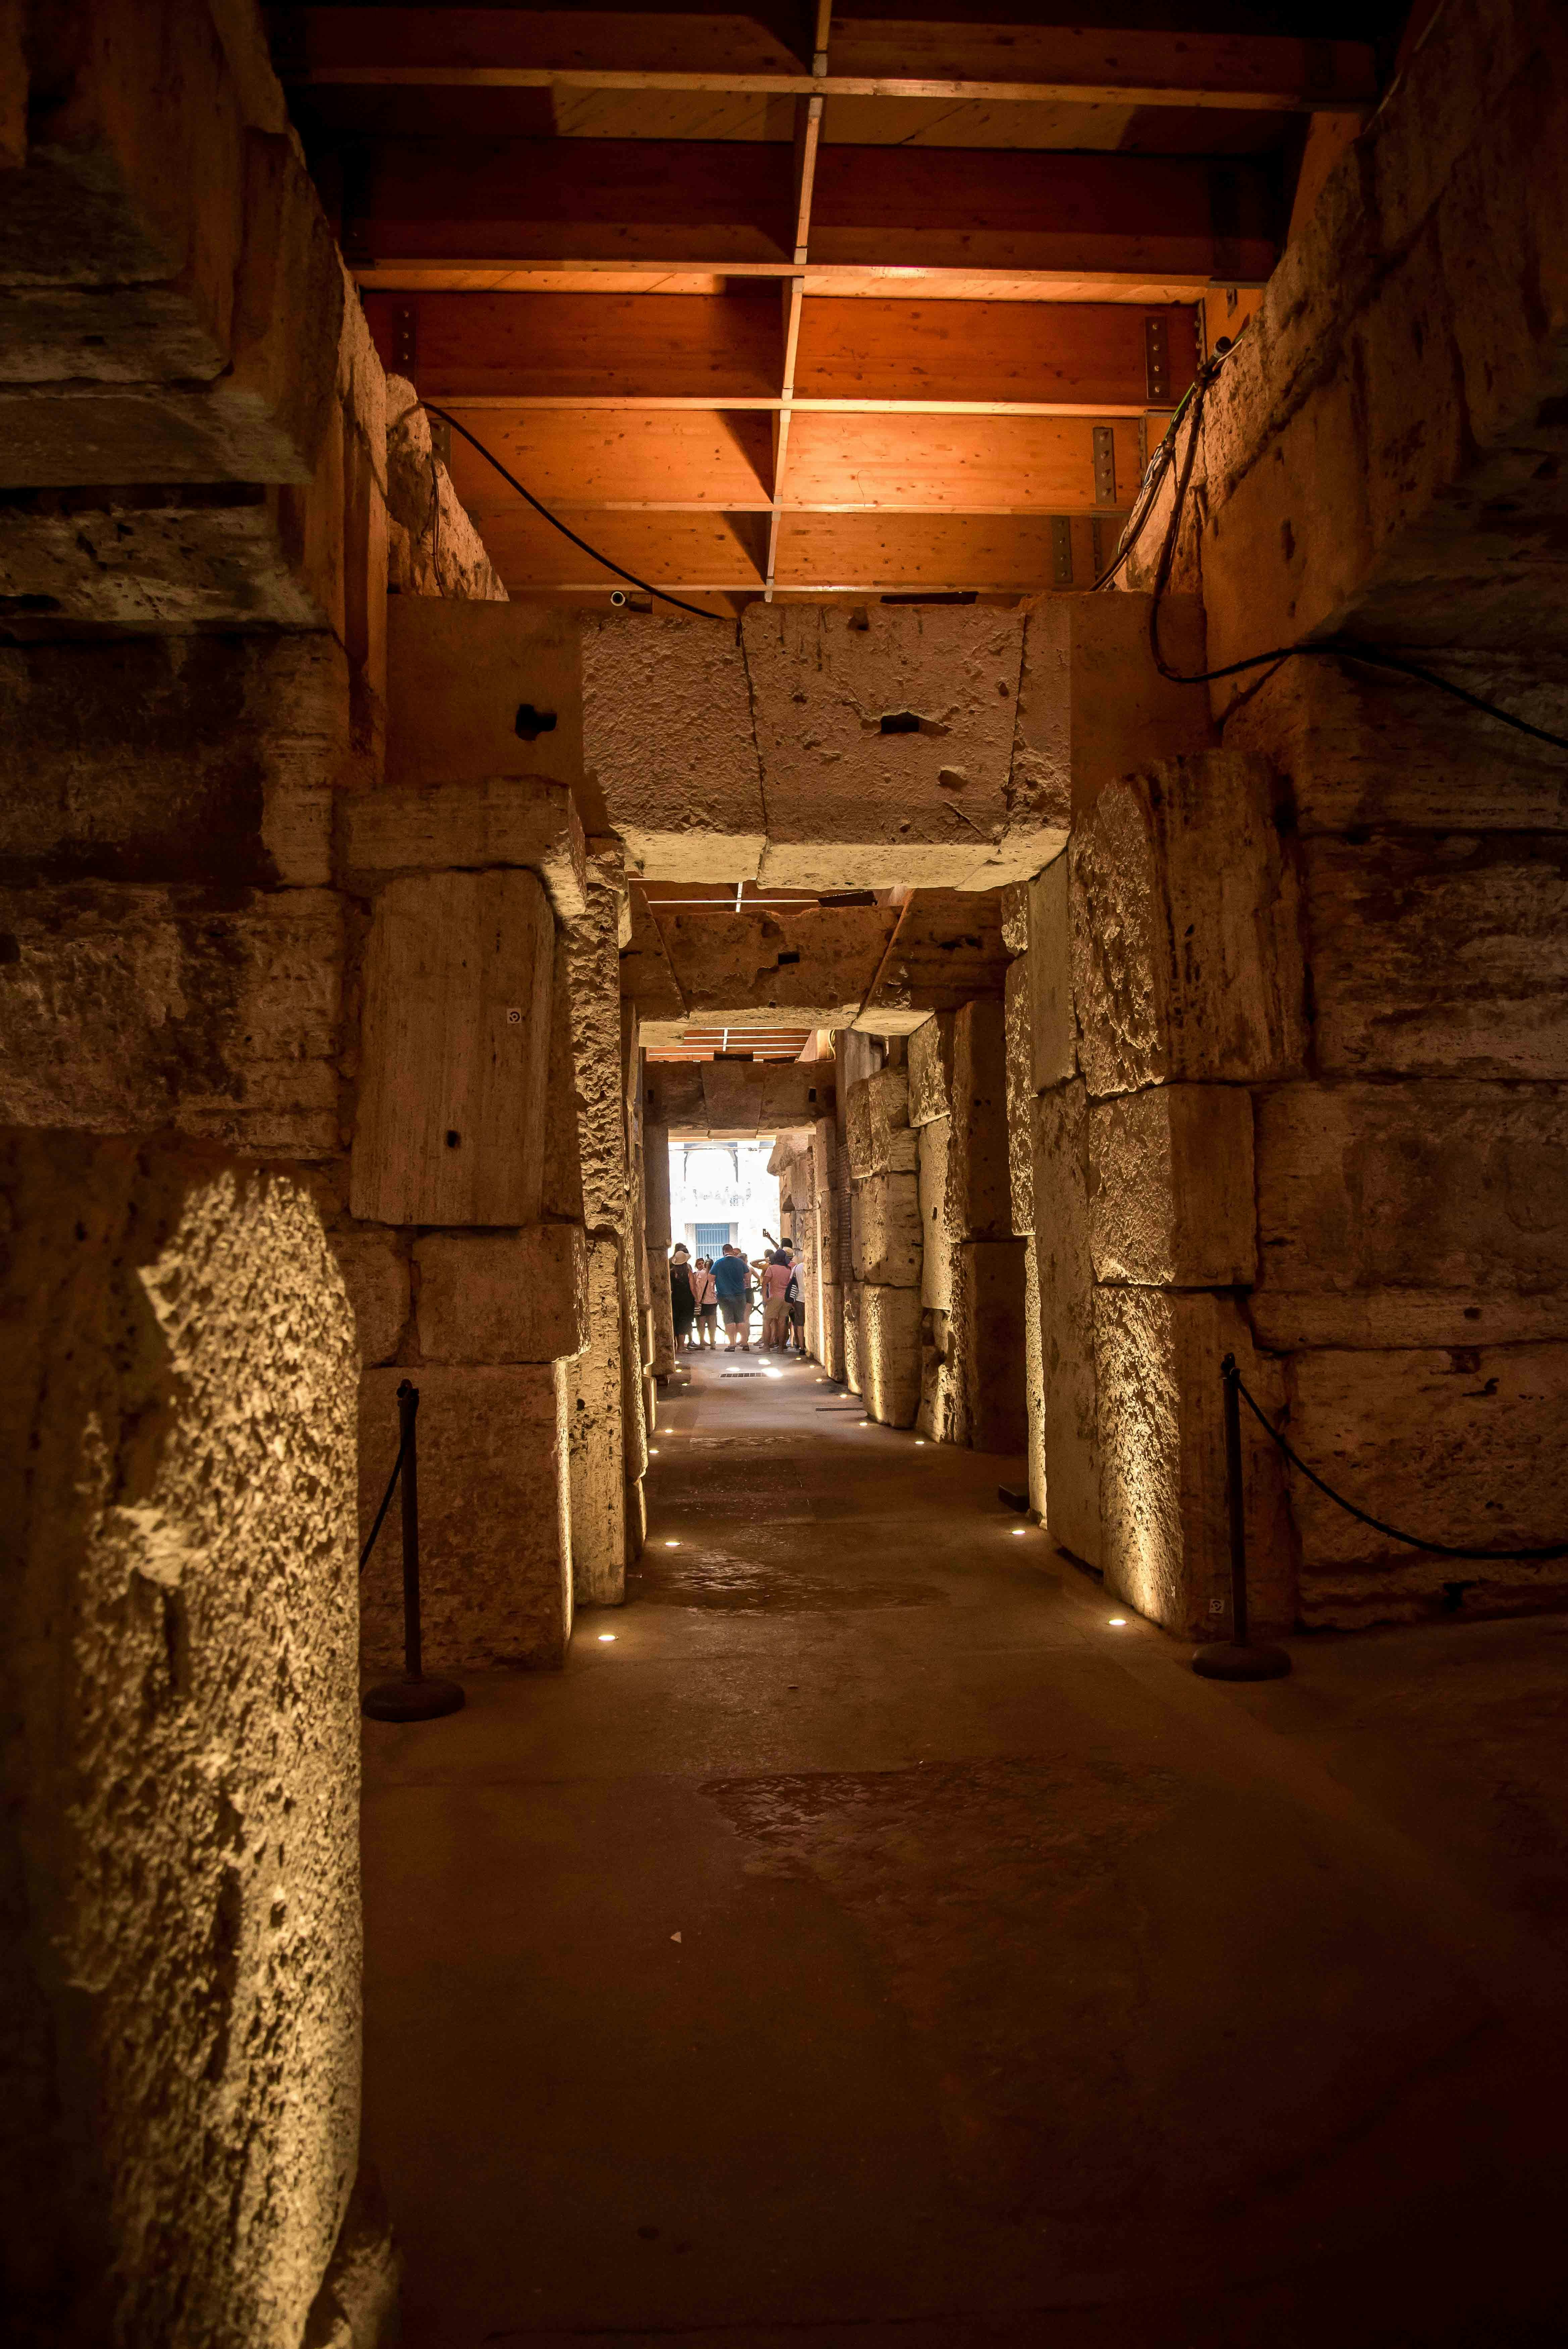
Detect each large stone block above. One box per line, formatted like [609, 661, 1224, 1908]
[1026, 851, 1074, 1090]
[1004, 955, 1033, 1236]
[856, 889, 1011, 1031]
[847, 1067, 917, 1178]
[1023, 1236, 1047, 1519]
[861, 1282, 923, 1428]
[817, 1278, 846, 1381]
[1285, 1346, 1568, 1627]
[946, 998, 1012, 1241]
[1031, 1083, 1101, 1567]
[660, 904, 897, 1027]
[327, 1224, 410, 1365]
[584, 612, 766, 880]
[351, 869, 554, 1226]
[1012, 593, 1212, 828]
[386, 599, 582, 793]
[702, 1059, 762, 1136]
[918, 1305, 961, 1443]
[843, 1280, 866, 1396]
[951, 1239, 1029, 1455]
[1302, 835, 1568, 1079]
[1070, 754, 1307, 1099]
[861, 1171, 922, 1288]
[338, 778, 587, 921]
[1094, 1288, 1293, 1637]
[1089, 1086, 1256, 1288]
[570, 1240, 629, 1607]
[360, 1364, 571, 1668]
[414, 1224, 588, 1363]
[0, 882, 341, 1155]
[744, 604, 1033, 890]
[907, 1011, 955, 1125]
[565, 863, 629, 1235]
[919, 1117, 954, 1313]
[643, 1121, 673, 1249]
[762, 1061, 833, 1130]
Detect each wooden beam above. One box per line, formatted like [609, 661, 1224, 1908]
[443, 408, 776, 510]
[341, 140, 1279, 285]
[795, 297, 1198, 408]
[283, 8, 1376, 112]
[475, 506, 770, 589]
[770, 511, 1109, 590]
[362, 290, 783, 401]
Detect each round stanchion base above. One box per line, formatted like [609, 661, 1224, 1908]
[1192, 1640, 1292, 1682]
[361, 1676, 465, 1722]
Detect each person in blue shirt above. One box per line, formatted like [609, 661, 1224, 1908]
[712, 1244, 750, 1352]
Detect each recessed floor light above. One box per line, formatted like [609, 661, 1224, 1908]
[1108, 1617, 1127, 1628]
[915, 1438, 926, 1446]
[664, 1539, 680, 1548]
[1010, 1527, 1026, 1537]
[649, 1446, 660, 1454]
[599, 1633, 616, 1642]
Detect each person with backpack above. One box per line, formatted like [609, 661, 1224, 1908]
[690, 1255, 718, 1348]
[760, 1247, 793, 1351]
[712, 1243, 750, 1351]
[785, 1254, 807, 1353]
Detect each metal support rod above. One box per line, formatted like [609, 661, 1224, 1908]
[398, 1379, 422, 1681]
[1222, 1355, 1248, 1648]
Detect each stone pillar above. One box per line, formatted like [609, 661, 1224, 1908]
[1003, 938, 1046, 1516]
[844, 1065, 922, 1424]
[645, 1117, 676, 1375]
[944, 999, 1028, 1453]
[908, 1014, 957, 1437]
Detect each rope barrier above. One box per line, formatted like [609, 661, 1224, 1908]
[1225, 1356, 1568, 1565]
[358, 1436, 405, 1575]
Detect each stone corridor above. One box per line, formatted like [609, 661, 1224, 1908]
[361, 1353, 1568, 2348]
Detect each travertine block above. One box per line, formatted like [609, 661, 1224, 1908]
[568, 1237, 627, 1606]
[0, 882, 342, 1156]
[1094, 1289, 1292, 1636]
[567, 863, 630, 1235]
[1286, 1346, 1568, 1626]
[351, 869, 554, 1226]
[702, 1060, 762, 1136]
[328, 1226, 409, 1364]
[817, 1279, 846, 1381]
[843, 1280, 866, 1396]
[414, 1224, 587, 1363]
[387, 599, 582, 793]
[907, 1011, 955, 1125]
[360, 1364, 571, 1668]
[1004, 956, 1034, 1236]
[1089, 1086, 1255, 1288]
[845, 1077, 874, 1180]
[918, 1306, 960, 1443]
[1000, 882, 1029, 955]
[849, 1181, 867, 1282]
[1023, 1236, 1047, 1519]
[339, 778, 587, 920]
[584, 612, 766, 879]
[660, 904, 897, 1027]
[951, 1239, 1029, 1455]
[861, 1283, 923, 1429]
[1026, 852, 1074, 1090]
[856, 888, 1011, 1031]
[643, 1122, 673, 1248]
[1012, 593, 1211, 829]
[861, 1171, 922, 1288]
[1031, 1083, 1100, 1567]
[1302, 834, 1568, 1078]
[919, 1117, 953, 1313]
[1070, 754, 1307, 1099]
[946, 998, 1012, 1241]
[1251, 1290, 1568, 1352]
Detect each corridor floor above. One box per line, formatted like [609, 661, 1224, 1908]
[361, 1348, 1568, 2348]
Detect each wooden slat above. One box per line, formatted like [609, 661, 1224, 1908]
[356, 263, 1227, 303]
[341, 140, 1277, 283]
[782, 411, 1143, 511]
[795, 297, 1197, 406]
[362, 290, 783, 400]
[444, 408, 775, 509]
[770, 511, 1103, 589]
[476, 507, 770, 588]
[284, 6, 1375, 110]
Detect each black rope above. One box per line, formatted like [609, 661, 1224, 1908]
[358, 1438, 406, 1575]
[417, 401, 728, 623]
[1229, 1365, 1568, 1564]
[1143, 362, 1568, 754]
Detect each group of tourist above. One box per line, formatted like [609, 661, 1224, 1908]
[668, 1239, 806, 1355]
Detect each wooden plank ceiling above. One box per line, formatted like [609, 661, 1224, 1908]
[271, 3, 1389, 610]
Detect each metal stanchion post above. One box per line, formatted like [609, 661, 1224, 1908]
[362, 1380, 465, 1722]
[1193, 1355, 1291, 1682]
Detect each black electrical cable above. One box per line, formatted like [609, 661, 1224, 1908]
[1231, 1367, 1568, 1564]
[1143, 365, 1568, 754]
[417, 400, 728, 622]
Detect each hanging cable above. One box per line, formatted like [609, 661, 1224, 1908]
[415, 400, 729, 623]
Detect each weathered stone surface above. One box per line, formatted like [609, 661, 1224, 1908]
[0, 489, 325, 629]
[414, 1224, 587, 1363]
[0, 882, 342, 1155]
[946, 998, 1012, 1242]
[861, 1171, 922, 1288]
[846, 1067, 917, 1179]
[1031, 1083, 1100, 1567]
[0, 633, 347, 891]
[745, 604, 1033, 889]
[584, 612, 766, 880]
[1255, 1082, 1568, 1309]
[0, 1138, 359, 2349]
[1095, 1288, 1293, 1636]
[300, 2164, 403, 2349]
[861, 1282, 923, 1429]
[643, 1122, 673, 1249]
[1285, 1347, 1568, 1627]
[1026, 851, 1074, 1091]
[918, 1305, 960, 1443]
[1000, 881, 1029, 954]
[328, 1225, 410, 1365]
[1251, 1289, 1568, 1351]
[540, 951, 586, 1226]
[567, 1237, 629, 1606]
[1013, 592, 1211, 828]
[1023, 1236, 1047, 1519]
[950, 1239, 1029, 1455]
[339, 779, 587, 920]
[857, 888, 1011, 1031]
[843, 1279, 866, 1396]
[1004, 955, 1033, 1237]
[385, 373, 507, 602]
[1089, 1086, 1256, 1288]
[918, 1117, 953, 1313]
[1071, 754, 1307, 1098]
[660, 904, 897, 1027]
[351, 870, 554, 1226]
[620, 889, 686, 1023]
[703, 1058, 763, 1136]
[907, 1010, 955, 1126]
[385, 599, 582, 794]
[816, 1278, 846, 1381]
[644, 1059, 704, 1131]
[1303, 835, 1568, 1079]
[844, 1077, 874, 1181]
[566, 859, 629, 1237]
[361, 1363, 571, 1668]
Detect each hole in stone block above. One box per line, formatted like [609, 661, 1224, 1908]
[445, 1130, 461, 1148]
[879, 711, 921, 735]
[515, 703, 558, 741]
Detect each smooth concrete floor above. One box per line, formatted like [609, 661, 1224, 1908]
[362, 1346, 1568, 2348]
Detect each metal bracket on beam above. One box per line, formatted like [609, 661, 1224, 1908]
[1050, 516, 1074, 588]
[1144, 313, 1169, 403]
[392, 302, 417, 376]
[1092, 426, 1117, 506]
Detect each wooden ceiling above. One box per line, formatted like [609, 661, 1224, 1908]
[271, 4, 1397, 609]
